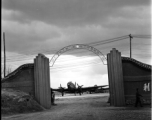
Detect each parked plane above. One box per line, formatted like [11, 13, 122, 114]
[52, 81, 108, 96]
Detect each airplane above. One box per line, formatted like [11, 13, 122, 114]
[52, 81, 108, 96]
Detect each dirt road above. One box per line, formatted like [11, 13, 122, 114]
[2, 93, 151, 120]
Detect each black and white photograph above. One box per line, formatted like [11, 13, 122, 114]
[1, 0, 151, 120]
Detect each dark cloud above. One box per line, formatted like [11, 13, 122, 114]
[2, 0, 151, 60]
[2, 0, 150, 26]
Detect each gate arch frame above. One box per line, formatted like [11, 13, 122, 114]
[49, 44, 107, 67]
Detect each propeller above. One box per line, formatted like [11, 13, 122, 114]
[59, 84, 65, 89]
[77, 83, 83, 88]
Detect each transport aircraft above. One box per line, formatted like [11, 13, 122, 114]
[52, 81, 108, 96]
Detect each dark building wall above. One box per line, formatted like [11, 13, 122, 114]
[122, 57, 151, 105]
[122, 61, 150, 76]
[1, 64, 35, 95]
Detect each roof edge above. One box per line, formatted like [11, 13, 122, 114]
[122, 57, 151, 70]
[2, 63, 34, 82]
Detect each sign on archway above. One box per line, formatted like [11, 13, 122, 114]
[50, 44, 107, 66]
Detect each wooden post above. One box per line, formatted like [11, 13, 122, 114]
[129, 34, 133, 58]
[3, 32, 6, 77]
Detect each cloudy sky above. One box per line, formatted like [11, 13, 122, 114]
[1, 0, 151, 88]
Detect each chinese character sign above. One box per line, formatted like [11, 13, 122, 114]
[143, 83, 150, 92]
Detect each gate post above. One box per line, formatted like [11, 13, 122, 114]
[34, 54, 51, 109]
[107, 48, 125, 106]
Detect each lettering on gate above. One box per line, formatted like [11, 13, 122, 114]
[49, 44, 107, 66]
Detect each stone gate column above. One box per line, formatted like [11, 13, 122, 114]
[107, 48, 125, 106]
[34, 54, 51, 109]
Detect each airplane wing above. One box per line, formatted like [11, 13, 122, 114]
[81, 85, 109, 92]
[52, 88, 68, 92]
[52, 85, 109, 96]
[52, 85, 108, 92]
[52, 88, 72, 96]
[52, 88, 76, 93]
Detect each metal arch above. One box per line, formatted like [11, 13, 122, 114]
[49, 44, 107, 67]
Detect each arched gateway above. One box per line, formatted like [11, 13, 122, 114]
[34, 44, 107, 108]
[33, 46, 126, 109]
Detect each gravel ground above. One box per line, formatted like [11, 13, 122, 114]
[2, 93, 151, 120]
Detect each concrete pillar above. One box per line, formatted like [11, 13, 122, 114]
[107, 48, 125, 106]
[113, 49, 120, 106]
[110, 50, 117, 106]
[34, 54, 51, 109]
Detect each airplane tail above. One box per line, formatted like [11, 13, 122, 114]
[75, 82, 76, 88]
